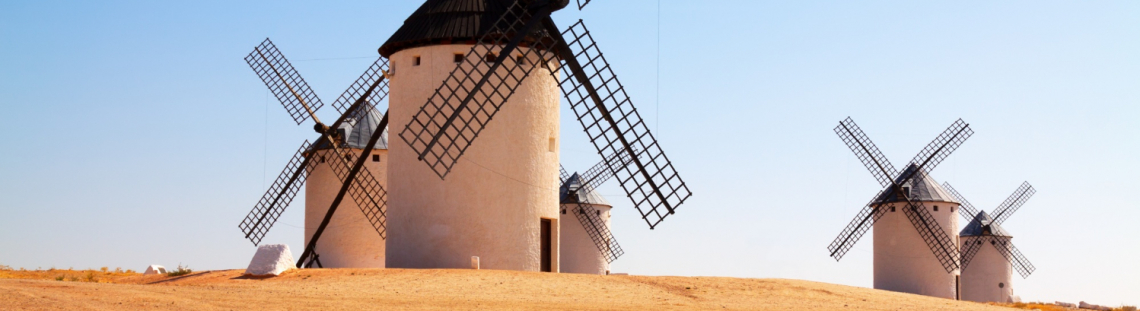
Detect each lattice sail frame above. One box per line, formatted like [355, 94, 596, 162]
[960, 236, 986, 270]
[553, 20, 691, 229]
[241, 38, 393, 245]
[398, 0, 558, 179]
[993, 238, 1036, 278]
[245, 38, 324, 125]
[240, 141, 318, 245]
[333, 57, 390, 115]
[942, 182, 981, 221]
[944, 181, 1037, 278]
[827, 118, 972, 273]
[991, 182, 1035, 226]
[314, 139, 389, 239]
[567, 182, 624, 263]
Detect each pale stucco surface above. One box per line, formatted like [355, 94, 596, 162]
[959, 237, 1014, 303]
[386, 45, 561, 271]
[559, 203, 612, 275]
[873, 202, 960, 299]
[304, 148, 388, 268]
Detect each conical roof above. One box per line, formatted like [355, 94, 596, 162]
[873, 163, 958, 204]
[959, 211, 1012, 237]
[314, 105, 388, 150]
[378, 0, 564, 57]
[559, 173, 610, 206]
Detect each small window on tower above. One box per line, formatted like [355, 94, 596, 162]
[517, 55, 526, 65]
[485, 53, 497, 63]
[454, 53, 464, 63]
[998, 282, 1005, 288]
[933, 205, 939, 212]
[890, 206, 896, 212]
[413, 56, 421, 66]
[372, 154, 380, 162]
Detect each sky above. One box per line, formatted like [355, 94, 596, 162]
[1, 0, 1137, 306]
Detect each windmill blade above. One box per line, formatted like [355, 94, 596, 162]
[827, 190, 890, 260]
[960, 236, 986, 270]
[297, 111, 391, 267]
[398, 0, 560, 179]
[991, 182, 1035, 226]
[901, 201, 961, 273]
[835, 117, 899, 188]
[546, 19, 692, 229]
[239, 141, 317, 245]
[332, 57, 391, 114]
[245, 38, 325, 125]
[317, 138, 389, 239]
[904, 119, 973, 178]
[990, 238, 1036, 278]
[942, 182, 981, 221]
[579, 149, 634, 188]
[570, 200, 624, 262]
[559, 164, 570, 185]
[561, 173, 624, 262]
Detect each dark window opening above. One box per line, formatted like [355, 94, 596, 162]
[454, 53, 464, 63]
[372, 154, 380, 162]
[890, 206, 896, 212]
[345, 154, 352, 161]
[933, 205, 939, 212]
[560, 209, 566, 215]
[595, 210, 600, 216]
[485, 53, 497, 63]
[998, 282, 1005, 288]
[517, 55, 526, 64]
[413, 56, 421, 66]
[320, 156, 325, 163]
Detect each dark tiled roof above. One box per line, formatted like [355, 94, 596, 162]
[378, 0, 561, 57]
[559, 173, 610, 206]
[873, 163, 958, 204]
[959, 211, 1012, 237]
[313, 105, 388, 150]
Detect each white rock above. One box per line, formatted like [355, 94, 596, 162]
[143, 265, 166, 275]
[1055, 301, 1076, 308]
[1079, 301, 1111, 311]
[244, 244, 296, 277]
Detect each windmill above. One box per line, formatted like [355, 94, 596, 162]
[380, 0, 692, 271]
[238, 39, 393, 268]
[827, 117, 973, 299]
[558, 151, 632, 274]
[943, 181, 1037, 303]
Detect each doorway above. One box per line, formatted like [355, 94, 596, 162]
[541, 219, 552, 272]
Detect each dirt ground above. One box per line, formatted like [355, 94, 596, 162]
[0, 268, 1025, 311]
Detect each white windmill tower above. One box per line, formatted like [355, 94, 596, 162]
[943, 182, 1037, 303]
[828, 117, 973, 299]
[239, 39, 393, 268]
[558, 152, 631, 274]
[379, 0, 691, 272]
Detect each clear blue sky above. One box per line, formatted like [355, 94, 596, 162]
[2, 0, 1137, 306]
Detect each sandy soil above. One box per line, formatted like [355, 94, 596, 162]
[0, 268, 1022, 311]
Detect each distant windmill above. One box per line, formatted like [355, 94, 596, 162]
[238, 39, 392, 268]
[558, 152, 632, 274]
[943, 182, 1037, 303]
[380, 0, 692, 271]
[827, 117, 973, 299]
